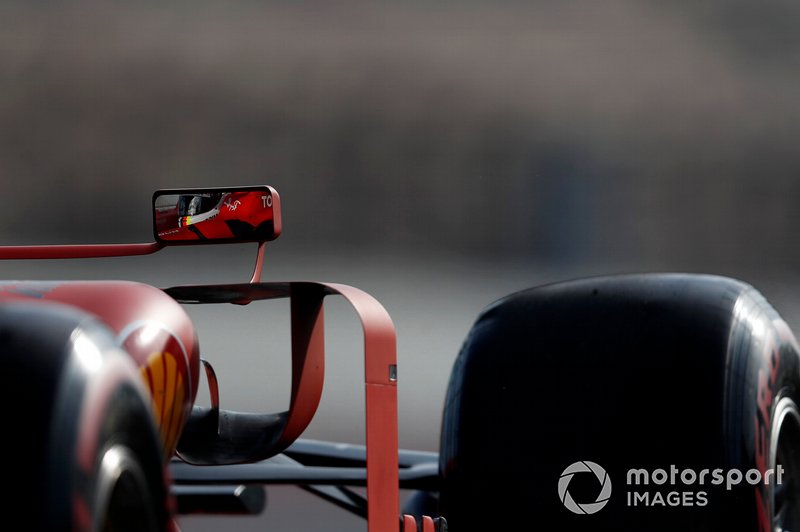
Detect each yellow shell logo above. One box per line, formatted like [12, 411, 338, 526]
[140, 351, 187, 456]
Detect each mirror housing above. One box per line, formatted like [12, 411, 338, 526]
[153, 185, 281, 244]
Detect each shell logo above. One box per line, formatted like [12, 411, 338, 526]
[140, 351, 187, 456]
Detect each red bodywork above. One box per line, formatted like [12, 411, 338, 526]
[0, 281, 200, 457]
[0, 277, 402, 532]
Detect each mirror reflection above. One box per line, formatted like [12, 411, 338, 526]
[154, 188, 279, 243]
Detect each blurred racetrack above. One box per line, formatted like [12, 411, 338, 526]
[3, 1, 800, 530]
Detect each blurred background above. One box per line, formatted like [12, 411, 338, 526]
[2, 1, 800, 530]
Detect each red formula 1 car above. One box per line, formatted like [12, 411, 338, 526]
[2, 185, 799, 532]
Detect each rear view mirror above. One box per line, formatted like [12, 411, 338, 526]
[153, 186, 281, 244]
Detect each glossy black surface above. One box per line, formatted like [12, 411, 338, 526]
[439, 274, 800, 531]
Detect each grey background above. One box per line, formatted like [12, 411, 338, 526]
[3, 1, 800, 530]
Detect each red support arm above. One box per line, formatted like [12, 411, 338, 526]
[321, 283, 399, 532]
[165, 280, 401, 532]
[0, 242, 164, 260]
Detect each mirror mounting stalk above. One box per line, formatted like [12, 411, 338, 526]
[0, 185, 281, 285]
[0, 242, 164, 260]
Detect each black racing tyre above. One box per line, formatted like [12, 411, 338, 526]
[439, 274, 800, 531]
[0, 302, 170, 531]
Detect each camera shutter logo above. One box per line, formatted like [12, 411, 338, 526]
[558, 461, 612, 514]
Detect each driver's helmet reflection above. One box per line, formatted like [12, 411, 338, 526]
[177, 193, 223, 226]
[187, 195, 202, 216]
